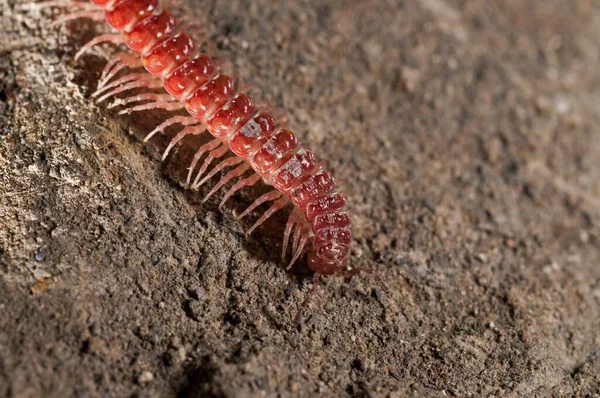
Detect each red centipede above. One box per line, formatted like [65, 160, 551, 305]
[36, 0, 389, 323]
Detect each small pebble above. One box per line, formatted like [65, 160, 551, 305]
[401, 67, 421, 92]
[535, 96, 551, 114]
[138, 371, 153, 384]
[34, 249, 45, 262]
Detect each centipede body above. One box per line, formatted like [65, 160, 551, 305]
[39, 0, 389, 323]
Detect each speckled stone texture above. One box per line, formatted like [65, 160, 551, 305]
[1, 0, 599, 397]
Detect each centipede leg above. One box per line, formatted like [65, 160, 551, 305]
[245, 197, 288, 235]
[219, 174, 261, 209]
[190, 145, 229, 189]
[162, 0, 185, 9]
[162, 125, 206, 161]
[205, 42, 224, 72]
[202, 163, 249, 204]
[176, 15, 206, 43]
[186, 140, 223, 186]
[35, 1, 98, 10]
[98, 53, 143, 89]
[52, 10, 104, 25]
[117, 100, 183, 115]
[294, 273, 321, 325]
[108, 93, 174, 109]
[289, 227, 309, 268]
[96, 77, 162, 103]
[282, 212, 298, 261]
[195, 156, 244, 189]
[75, 33, 123, 61]
[93, 73, 149, 98]
[144, 116, 199, 142]
[234, 79, 257, 97]
[237, 190, 281, 221]
[291, 223, 302, 256]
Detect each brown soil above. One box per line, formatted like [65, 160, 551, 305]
[1, 0, 599, 397]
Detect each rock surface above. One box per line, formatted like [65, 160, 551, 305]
[1, 0, 599, 397]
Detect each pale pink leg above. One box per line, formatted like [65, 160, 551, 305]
[190, 145, 229, 188]
[98, 53, 143, 89]
[34, 1, 98, 9]
[294, 273, 321, 325]
[75, 33, 122, 61]
[219, 173, 261, 210]
[282, 212, 298, 260]
[93, 73, 149, 98]
[176, 16, 206, 42]
[162, 125, 206, 161]
[237, 190, 281, 220]
[289, 227, 309, 268]
[186, 140, 222, 186]
[144, 116, 199, 142]
[96, 77, 162, 103]
[117, 101, 182, 115]
[246, 197, 288, 235]
[291, 222, 302, 256]
[337, 268, 390, 293]
[202, 163, 249, 204]
[194, 156, 244, 189]
[277, 115, 289, 128]
[52, 10, 104, 25]
[234, 82, 256, 97]
[163, 0, 185, 8]
[254, 100, 269, 109]
[108, 93, 173, 109]
[205, 42, 224, 72]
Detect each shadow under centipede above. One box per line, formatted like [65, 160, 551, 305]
[103, 105, 313, 280]
[57, 18, 112, 88]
